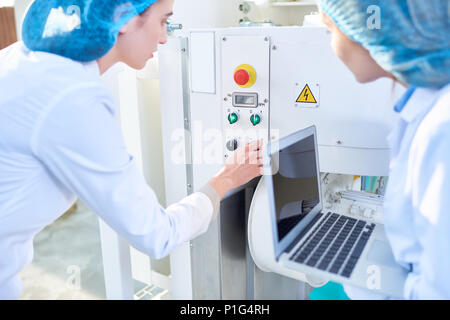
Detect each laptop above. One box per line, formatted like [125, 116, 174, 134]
[265, 125, 409, 298]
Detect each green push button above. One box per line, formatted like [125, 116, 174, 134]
[228, 113, 239, 124]
[250, 114, 261, 126]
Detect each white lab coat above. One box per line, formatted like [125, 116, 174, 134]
[345, 83, 450, 299]
[0, 42, 220, 299]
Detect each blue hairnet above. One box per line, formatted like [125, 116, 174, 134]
[318, 0, 450, 89]
[22, 0, 159, 62]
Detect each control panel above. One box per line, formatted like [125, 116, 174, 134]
[221, 36, 271, 159]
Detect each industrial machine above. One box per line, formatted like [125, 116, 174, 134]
[98, 18, 405, 300]
[156, 23, 404, 299]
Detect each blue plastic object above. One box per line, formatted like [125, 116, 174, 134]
[318, 0, 450, 89]
[309, 281, 350, 300]
[22, 0, 159, 61]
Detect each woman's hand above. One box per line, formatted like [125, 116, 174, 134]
[208, 140, 264, 199]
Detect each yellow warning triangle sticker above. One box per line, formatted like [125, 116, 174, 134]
[296, 84, 317, 104]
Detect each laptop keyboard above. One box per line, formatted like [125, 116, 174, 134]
[289, 212, 375, 278]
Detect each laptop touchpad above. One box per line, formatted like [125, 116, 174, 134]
[366, 240, 397, 267]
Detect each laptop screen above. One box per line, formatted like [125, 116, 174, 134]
[271, 133, 320, 242]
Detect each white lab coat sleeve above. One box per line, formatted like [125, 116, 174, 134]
[406, 116, 450, 298]
[198, 182, 220, 222]
[30, 85, 215, 259]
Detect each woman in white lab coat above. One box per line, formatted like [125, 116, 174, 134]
[0, 0, 263, 299]
[317, 0, 450, 299]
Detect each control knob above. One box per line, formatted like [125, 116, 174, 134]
[226, 139, 239, 152]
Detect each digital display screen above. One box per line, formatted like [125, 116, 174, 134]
[232, 93, 258, 107]
[272, 134, 320, 241]
[235, 95, 255, 105]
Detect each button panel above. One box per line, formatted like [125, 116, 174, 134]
[221, 35, 270, 159]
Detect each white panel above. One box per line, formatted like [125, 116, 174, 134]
[190, 32, 216, 94]
[159, 38, 189, 204]
[158, 37, 193, 299]
[319, 146, 391, 177]
[190, 92, 224, 189]
[98, 220, 134, 300]
[267, 26, 404, 176]
[99, 65, 142, 299]
[135, 78, 167, 206]
[189, 32, 224, 188]
[118, 67, 143, 167]
[117, 67, 154, 286]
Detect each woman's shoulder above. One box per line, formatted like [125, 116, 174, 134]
[1, 42, 107, 93]
[1, 42, 115, 120]
[411, 84, 450, 162]
[420, 84, 450, 135]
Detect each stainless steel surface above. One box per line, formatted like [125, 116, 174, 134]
[180, 37, 194, 196]
[220, 190, 248, 299]
[191, 218, 222, 299]
[190, 178, 304, 299]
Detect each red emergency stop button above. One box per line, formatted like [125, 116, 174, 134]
[234, 64, 256, 88]
[234, 69, 250, 86]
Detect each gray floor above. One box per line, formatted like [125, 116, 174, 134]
[17, 201, 170, 300]
[18, 201, 107, 300]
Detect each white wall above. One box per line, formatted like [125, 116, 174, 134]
[171, 0, 318, 29]
[172, 0, 242, 29]
[13, 0, 32, 40]
[14, 0, 319, 39]
[0, 0, 15, 7]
